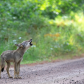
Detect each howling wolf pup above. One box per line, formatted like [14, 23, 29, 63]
[0, 39, 33, 79]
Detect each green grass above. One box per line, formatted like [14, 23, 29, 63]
[0, 13, 84, 64]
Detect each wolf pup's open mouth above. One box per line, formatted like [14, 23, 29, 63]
[30, 39, 33, 46]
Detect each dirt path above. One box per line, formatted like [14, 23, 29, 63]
[1, 58, 84, 84]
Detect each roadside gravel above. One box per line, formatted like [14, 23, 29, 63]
[0, 58, 84, 84]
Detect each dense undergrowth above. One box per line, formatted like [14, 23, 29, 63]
[0, 0, 84, 63]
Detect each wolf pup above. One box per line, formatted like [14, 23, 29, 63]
[0, 39, 33, 79]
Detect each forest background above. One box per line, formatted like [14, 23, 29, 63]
[0, 0, 84, 64]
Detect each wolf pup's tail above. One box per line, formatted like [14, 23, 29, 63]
[1, 57, 5, 72]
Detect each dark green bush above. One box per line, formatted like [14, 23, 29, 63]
[0, 0, 83, 20]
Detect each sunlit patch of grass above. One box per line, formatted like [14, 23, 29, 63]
[44, 33, 60, 38]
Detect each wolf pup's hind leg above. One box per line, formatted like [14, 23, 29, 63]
[6, 62, 13, 78]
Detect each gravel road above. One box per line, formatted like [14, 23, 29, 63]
[0, 58, 84, 84]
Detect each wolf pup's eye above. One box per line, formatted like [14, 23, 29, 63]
[20, 45, 23, 48]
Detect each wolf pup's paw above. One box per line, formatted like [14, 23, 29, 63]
[9, 76, 13, 78]
[14, 76, 22, 79]
[18, 76, 22, 79]
[14, 77, 18, 79]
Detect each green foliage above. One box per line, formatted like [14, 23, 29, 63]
[0, 0, 83, 20]
[0, 0, 84, 63]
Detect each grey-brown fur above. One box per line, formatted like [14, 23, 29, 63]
[0, 39, 33, 79]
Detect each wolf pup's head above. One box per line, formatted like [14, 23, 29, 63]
[15, 39, 33, 51]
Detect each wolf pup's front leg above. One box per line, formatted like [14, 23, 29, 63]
[14, 62, 21, 79]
